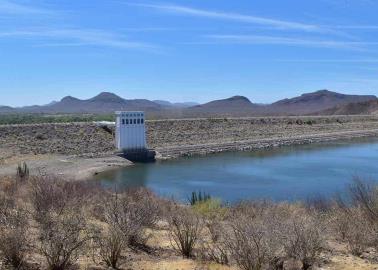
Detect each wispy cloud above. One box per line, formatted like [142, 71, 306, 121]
[275, 59, 378, 63]
[204, 34, 378, 50]
[130, 3, 322, 32]
[332, 25, 378, 30]
[0, 0, 50, 15]
[122, 27, 180, 32]
[0, 28, 159, 51]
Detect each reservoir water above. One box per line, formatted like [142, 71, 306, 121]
[95, 138, 378, 202]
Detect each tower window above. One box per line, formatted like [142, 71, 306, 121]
[122, 119, 125, 125]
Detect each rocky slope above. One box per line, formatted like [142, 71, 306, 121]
[2, 116, 378, 160]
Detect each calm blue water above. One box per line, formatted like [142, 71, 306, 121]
[95, 138, 378, 202]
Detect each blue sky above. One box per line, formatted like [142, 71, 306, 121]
[1, 0, 378, 106]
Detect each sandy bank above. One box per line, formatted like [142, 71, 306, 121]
[0, 154, 132, 181]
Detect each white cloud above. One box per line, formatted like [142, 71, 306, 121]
[332, 25, 378, 30]
[205, 34, 378, 50]
[131, 3, 322, 32]
[0, 28, 159, 50]
[275, 59, 378, 63]
[0, 0, 50, 15]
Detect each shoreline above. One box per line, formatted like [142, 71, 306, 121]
[155, 128, 378, 159]
[1, 128, 378, 181]
[2, 115, 378, 180]
[0, 154, 133, 181]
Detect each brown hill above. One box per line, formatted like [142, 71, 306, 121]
[184, 96, 257, 117]
[18, 92, 165, 114]
[0, 106, 15, 113]
[317, 99, 378, 115]
[1, 90, 377, 117]
[266, 90, 377, 115]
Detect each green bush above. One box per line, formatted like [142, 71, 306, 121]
[192, 198, 227, 219]
[0, 113, 115, 125]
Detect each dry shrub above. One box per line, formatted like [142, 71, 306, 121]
[224, 202, 325, 270]
[30, 177, 90, 270]
[225, 202, 285, 270]
[200, 216, 229, 265]
[89, 188, 160, 269]
[331, 178, 378, 256]
[194, 199, 229, 264]
[281, 209, 325, 270]
[29, 176, 93, 222]
[124, 187, 161, 229]
[167, 204, 203, 258]
[0, 194, 30, 269]
[341, 207, 375, 255]
[101, 188, 160, 250]
[349, 178, 378, 222]
[90, 225, 128, 269]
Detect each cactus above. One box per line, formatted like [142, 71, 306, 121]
[16, 162, 29, 182]
[188, 191, 211, 206]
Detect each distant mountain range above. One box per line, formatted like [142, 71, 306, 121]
[1, 90, 377, 117]
[153, 100, 199, 108]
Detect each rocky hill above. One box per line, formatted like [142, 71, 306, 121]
[184, 95, 258, 116]
[266, 90, 377, 115]
[17, 92, 165, 114]
[0, 106, 15, 113]
[153, 100, 199, 108]
[318, 99, 378, 115]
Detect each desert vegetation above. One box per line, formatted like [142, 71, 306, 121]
[0, 113, 115, 125]
[1, 174, 378, 269]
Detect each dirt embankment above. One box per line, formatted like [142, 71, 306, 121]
[2, 115, 378, 179]
[3, 115, 378, 157]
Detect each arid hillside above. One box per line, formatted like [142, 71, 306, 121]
[319, 99, 378, 115]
